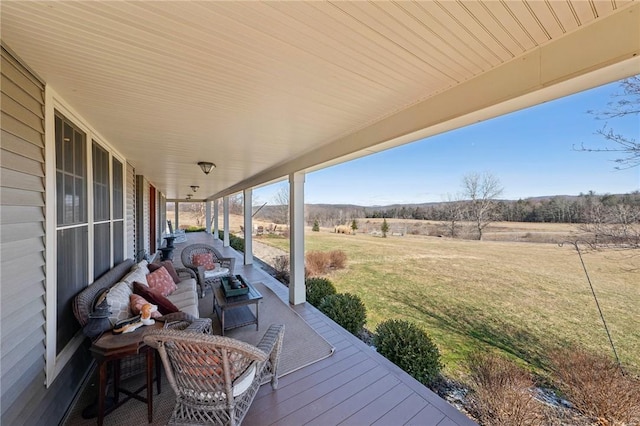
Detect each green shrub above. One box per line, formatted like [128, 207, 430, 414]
[305, 277, 337, 307]
[373, 319, 442, 386]
[318, 293, 366, 335]
[312, 220, 320, 232]
[228, 233, 244, 253]
[185, 226, 206, 232]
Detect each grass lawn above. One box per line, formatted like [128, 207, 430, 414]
[259, 229, 640, 377]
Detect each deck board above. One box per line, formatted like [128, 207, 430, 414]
[372, 393, 430, 425]
[173, 232, 477, 426]
[288, 366, 390, 425]
[246, 355, 377, 423]
[250, 349, 367, 412]
[305, 373, 400, 426]
[340, 383, 414, 425]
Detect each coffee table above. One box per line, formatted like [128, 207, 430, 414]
[213, 279, 262, 335]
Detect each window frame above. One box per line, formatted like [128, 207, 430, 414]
[45, 89, 127, 386]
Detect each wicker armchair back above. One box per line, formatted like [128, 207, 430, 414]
[181, 243, 236, 297]
[144, 323, 284, 426]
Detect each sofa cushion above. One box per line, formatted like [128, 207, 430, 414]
[130, 294, 162, 318]
[122, 267, 148, 287]
[148, 261, 181, 284]
[147, 266, 177, 296]
[193, 252, 216, 270]
[131, 259, 150, 276]
[167, 284, 199, 318]
[106, 281, 133, 325]
[134, 282, 179, 315]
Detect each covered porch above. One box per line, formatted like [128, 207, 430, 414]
[66, 231, 475, 425]
[1, 2, 639, 425]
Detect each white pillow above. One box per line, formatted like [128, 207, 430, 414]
[106, 281, 133, 325]
[121, 267, 148, 287]
[131, 259, 150, 276]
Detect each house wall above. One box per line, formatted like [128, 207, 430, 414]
[158, 193, 166, 244]
[135, 174, 151, 257]
[0, 44, 93, 426]
[126, 162, 136, 259]
[0, 46, 163, 425]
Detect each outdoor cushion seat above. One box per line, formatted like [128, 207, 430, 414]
[144, 324, 285, 426]
[181, 243, 236, 297]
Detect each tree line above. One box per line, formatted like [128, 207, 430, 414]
[364, 191, 640, 225]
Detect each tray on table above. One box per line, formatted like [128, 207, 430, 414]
[221, 275, 250, 297]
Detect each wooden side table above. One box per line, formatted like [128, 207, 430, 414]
[90, 323, 163, 426]
[213, 279, 263, 335]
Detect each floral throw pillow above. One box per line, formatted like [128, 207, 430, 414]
[147, 266, 177, 296]
[193, 253, 216, 271]
[148, 261, 181, 284]
[129, 294, 161, 319]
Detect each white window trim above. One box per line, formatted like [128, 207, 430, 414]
[44, 86, 127, 387]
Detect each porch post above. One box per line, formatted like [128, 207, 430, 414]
[223, 196, 230, 247]
[213, 199, 219, 239]
[205, 201, 212, 234]
[243, 188, 253, 265]
[174, 201, 179, 232]
[289, 171, 306, 305]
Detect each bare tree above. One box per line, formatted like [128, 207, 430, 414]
[228, 194, 243, 215]
[461, 172, 504, 240]
[440, 193, 466, 238]
[579, 194, 640, 248]
[580, 76, 640, 169]
[180, 201, 205, 227]
[272, 184, 289, 226]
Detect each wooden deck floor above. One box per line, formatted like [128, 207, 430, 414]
[173, 232, 476, 426]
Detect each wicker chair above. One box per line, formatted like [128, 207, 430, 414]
[144, 324, 284, 426]
[181, 243, 236, 297]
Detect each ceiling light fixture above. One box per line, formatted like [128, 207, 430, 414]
[198, 161, 216, 175]
[186, 194, 192, 200]
[190, 185, 199, 192]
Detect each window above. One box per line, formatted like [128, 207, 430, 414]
[113, 158, 124, 263]
[55, 113, 88, 354]
[54, 111, 125, 355]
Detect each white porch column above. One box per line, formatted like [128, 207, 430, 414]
[223, 196, 230, 247]
[205, 201, 212, 234]
[243, 188, 253, 265]
[174, 202, 179, 231]
[289, 171, 306, 305]
[213, 199, 219, 239]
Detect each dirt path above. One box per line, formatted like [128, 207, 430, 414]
[251, 239, 287, 265]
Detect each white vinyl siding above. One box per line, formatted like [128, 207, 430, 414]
[126, 162, 136, 259]
[0, 45, 47, 426]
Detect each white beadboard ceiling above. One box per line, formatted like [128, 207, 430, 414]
[1, 1, 638, 200]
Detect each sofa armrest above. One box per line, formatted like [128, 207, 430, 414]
[175, 267, 196, 280]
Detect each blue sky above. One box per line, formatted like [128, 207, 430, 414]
[255, 78, 639, 207]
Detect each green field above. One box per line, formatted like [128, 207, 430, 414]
[260, 228, 639, 377]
